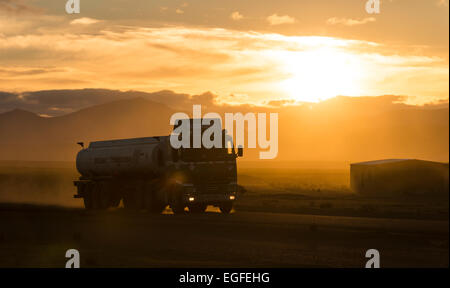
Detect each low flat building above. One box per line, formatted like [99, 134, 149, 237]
[350, 159, 449, 196]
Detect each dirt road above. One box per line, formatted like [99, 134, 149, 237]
[0, 203, 447, 267]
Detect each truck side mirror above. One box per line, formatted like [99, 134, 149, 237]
[237, 146, 243, 157]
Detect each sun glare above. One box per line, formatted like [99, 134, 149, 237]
[274, 47, 364, 102]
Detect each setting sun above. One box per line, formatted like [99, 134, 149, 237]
[274, 46, 364, 102]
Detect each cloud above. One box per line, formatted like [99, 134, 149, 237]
[0, 89, 221, 116]
[327, 17, 376, 26]
[437, 0, 449, 7]
[230, 11, 244, 21]
[175, 2, 188, 14]
[0, 67, 64, 77]
[0, 0, 40, 15]
[0, 91, 16, 104]
[266, 14, 296, 25]
[0, 24, 447, 106]
[70, 17, 101, 25]
[266, 99, 297, 107]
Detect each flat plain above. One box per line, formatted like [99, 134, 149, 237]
[0, 161, 447, 267]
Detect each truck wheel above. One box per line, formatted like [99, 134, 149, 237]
[91, 184, 102, 210]
[189, 204, 207, 213]
[124, 189, 144, 210]
[123, 191, 137, 210]
[150, 203, 166, 214]
[171, 196, 186, 214]
[89, 183, 108, 210]
[83, 185, 94, 210]
[103, 182, 120, 208]
[98, 184, 110, 210]
[83, 196, 93, 210]
[219, 202, 233, 214]
[110, 193, 121, 208]
[144, 192, 165, 214]
[170, 185, 186, 214]
[171, 201, 186, 214]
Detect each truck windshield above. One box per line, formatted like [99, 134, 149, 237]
[180, 147, 235, 162]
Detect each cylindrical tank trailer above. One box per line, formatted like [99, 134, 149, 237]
[76, 136, 168, 178]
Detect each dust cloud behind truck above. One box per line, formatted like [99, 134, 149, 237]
[74, 119, 243, 214]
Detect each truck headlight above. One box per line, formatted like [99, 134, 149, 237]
[188, 197, 195, 202]
[229, 195, 236, 200]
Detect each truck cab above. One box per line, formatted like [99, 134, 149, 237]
[168, 138, 242, 214]
[166, 119, 242, 214]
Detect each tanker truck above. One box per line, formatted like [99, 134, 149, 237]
[73, 119, 243, 214]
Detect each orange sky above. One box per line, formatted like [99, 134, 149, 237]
[0, 0, 448, 105]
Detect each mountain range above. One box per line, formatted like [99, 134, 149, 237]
[0, 90, 448, 162]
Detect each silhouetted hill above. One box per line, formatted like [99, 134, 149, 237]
[0, 98, 177, 161]
[0, 108, 40, 122]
